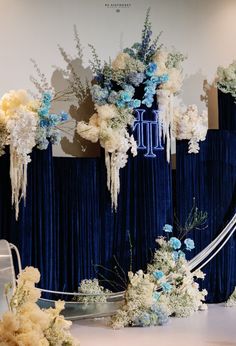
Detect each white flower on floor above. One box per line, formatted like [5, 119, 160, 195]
[74, 279, 111, 305]
[111, 270, 169, 329]
[0, 266, 79, 346]
[225, 287, 236, 307]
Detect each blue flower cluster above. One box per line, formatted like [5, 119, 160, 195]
[133, 306, 169, 327]
[92, 53, 169, 110]
[91, 83, 141, 109]
[162, 223, 195, 260]
[36, 92, 68, 150]
[142, 73, 168, 108]
[91, 85, 109, 105]
[151, 305, 169, 325]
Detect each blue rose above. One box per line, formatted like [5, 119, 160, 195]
[172, 251, 179, 261]
[152, 291, 161, 301]
[172, 250, 186, 261]
[161, 282, 172, 293]
[169, 237, 181, 250]
[163, 224, 173, 233]
[153, 270, 164, 280]
[184, 238, 195, 251]
[133, 99, 141, 108]
[178, 250, 186, 259]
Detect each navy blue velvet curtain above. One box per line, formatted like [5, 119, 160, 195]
[0, 145, 56, 290]
[52, 151, 172, 292]
[176, 130, 236, 302]
[218, 89, 236, 130]
[0, 146, 172, 293]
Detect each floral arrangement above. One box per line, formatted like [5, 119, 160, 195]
[111, 269, 169, 329]
[77, 9, 186, 209]
[111, 224, 207, 329]
[0, 266, 79, 346]
[147, 228, 207, 318]
[216, 60, 236, 99]
[225, 287, 236, 307]
[74, 278, 111, 304]
[173, 104, 208, 153]
[0, 89, 68, 219]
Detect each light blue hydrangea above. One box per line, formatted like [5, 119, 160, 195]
[91, 85, 109, 105]
[163, 224, 173, 233]
[132, 99, 141, 108]
[153, 270, 164, 280]
[120, 90, 132, 102]
[116, 99, 126, 108]
[184, 238, 195, 251]
[134, 312, 151, 327]
[152, 305, 169, 325]
[169, 237, 181, 250]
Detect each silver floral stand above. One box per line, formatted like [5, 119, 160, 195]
[38, 294, 124, 320]
[0, 239, 124, 320]
[0, 240, 18, 317]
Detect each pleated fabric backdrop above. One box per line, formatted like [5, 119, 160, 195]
[176, 130, 236, 302]
[0, 146, 56, 291]
[218, 90, 236, 130]
[0, 145, 172, 293]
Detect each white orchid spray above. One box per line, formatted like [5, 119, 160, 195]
[0, 89, 68, 220]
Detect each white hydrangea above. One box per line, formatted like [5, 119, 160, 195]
[172, 104, 208, 154]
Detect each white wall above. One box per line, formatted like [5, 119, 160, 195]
[0, 0, 235, 156]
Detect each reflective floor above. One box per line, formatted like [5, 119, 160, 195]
[71, 304, 236, 346]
